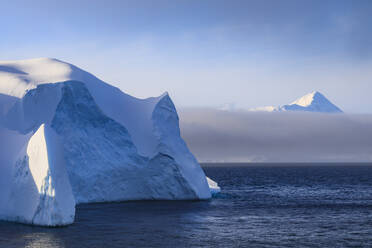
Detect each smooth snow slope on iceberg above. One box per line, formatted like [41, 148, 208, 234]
[0, 58, 167, 156]
[0, 58, 217, 226]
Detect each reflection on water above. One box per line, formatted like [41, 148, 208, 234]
[0, 164, 372, 248]
[24, 233, 65, 248]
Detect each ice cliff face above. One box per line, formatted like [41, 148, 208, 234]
[151, 95, 212, 199]
[7, 124, 75, 226]
[51, 81, 200, 202]
[0, 58, 218, 226]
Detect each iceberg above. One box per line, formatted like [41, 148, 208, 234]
[0, 58, 219, 226]
[206, 177, 221, 196]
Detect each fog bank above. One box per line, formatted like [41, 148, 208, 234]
[179, 108, 372, 162]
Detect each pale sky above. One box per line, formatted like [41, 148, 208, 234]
[1, 0, 372, 113]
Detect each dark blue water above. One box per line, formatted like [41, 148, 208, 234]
[1, 164, 372, 248]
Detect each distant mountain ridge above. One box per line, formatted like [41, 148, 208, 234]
[250, 91, 343, 113]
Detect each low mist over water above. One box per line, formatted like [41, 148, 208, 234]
[180, 109, 372, 162]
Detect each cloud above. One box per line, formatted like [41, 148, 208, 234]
[179, 108, 372, 162]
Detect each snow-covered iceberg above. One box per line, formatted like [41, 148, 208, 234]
[0, 58, 219, 226]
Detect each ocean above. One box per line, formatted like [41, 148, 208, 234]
[1, 164, 372, 247]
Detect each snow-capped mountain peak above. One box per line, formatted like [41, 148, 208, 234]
[250, 91, 343, 113]
[290, 91, 321, 107]
[282, 91, 343, 113]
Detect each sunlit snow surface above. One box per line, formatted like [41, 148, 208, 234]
[0, 58, 217, 226]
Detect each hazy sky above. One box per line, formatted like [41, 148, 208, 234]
[1, 0, 372, 113]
